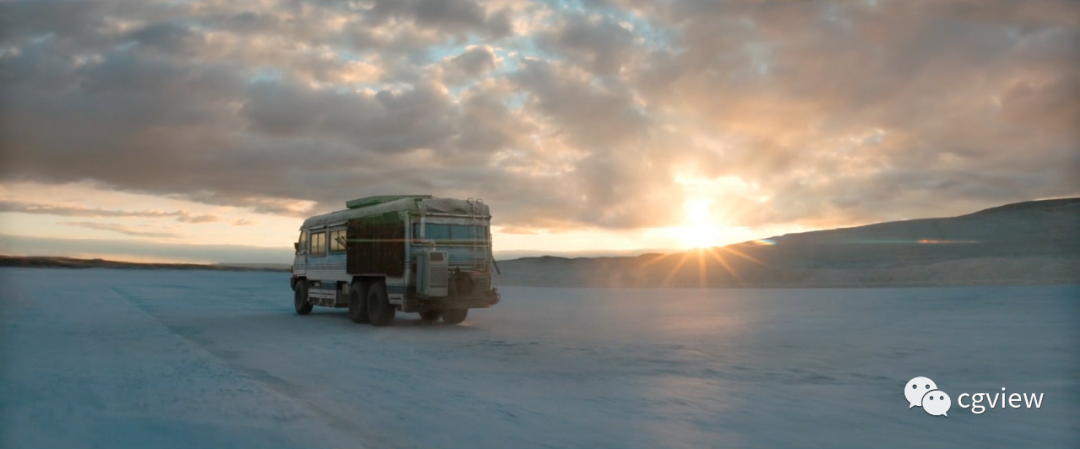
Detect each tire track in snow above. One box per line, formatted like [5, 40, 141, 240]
[107, 286, 409, 449]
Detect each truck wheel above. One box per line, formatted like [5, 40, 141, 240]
[294, 280, 313, 315]
[348, 281, 369, 324]
[441, 308, 467, 324]
[366, 281, 395, 327]
[419, 311, 441, 322]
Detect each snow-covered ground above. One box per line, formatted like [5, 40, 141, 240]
[1, 268, 1077, 448]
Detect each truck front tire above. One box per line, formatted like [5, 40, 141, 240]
[294, 280, 313, 315]
[441, 308, 467, 324]
[366, 281, 395, 327]
[348, 281, 369, 324]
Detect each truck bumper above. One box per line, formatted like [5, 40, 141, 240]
[404, 289, 500, 313]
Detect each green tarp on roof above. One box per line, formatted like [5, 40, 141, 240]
[346, 195, 432, 209]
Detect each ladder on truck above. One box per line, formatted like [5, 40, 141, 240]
[466, 198, 488, 271]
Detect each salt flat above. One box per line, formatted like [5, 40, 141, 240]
[1, 268, 1077, 448]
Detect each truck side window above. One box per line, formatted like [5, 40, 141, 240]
[426, 224, 451, 240]
[329, 229, 346, 252]
[450, 225, 471, 241]
[311, 232, 326, 255]
[415, 224, 488, 242]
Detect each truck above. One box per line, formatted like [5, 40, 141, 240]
[289, 195, 500, 326]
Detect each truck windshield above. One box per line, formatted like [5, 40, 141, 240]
[413, 223, 488, 242]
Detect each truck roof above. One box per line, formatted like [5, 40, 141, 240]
[300, 196, 491, 229]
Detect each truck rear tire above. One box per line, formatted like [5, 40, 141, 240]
[419, 311, 441, 322]
[366, 281, 395, 327]
[441, 308, 467, 324]
[348, 281, 369, 324]
[294, 280, 313, 315]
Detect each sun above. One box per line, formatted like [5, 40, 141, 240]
[682, 199, 721, 248]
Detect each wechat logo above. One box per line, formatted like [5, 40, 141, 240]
[906, 376, 951, 417]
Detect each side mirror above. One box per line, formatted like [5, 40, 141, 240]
[293, 242, 299, 251]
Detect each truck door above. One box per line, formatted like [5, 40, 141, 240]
[294, 229, 308, 275]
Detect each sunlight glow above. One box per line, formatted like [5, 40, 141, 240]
[682, 198, 721, 248]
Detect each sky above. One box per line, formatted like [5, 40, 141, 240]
[0, 0, 1078, 264]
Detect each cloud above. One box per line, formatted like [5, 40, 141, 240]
[57, 222, 178, 238]
[512, 59, 650, 148]
[0, 0, 1077, 237]
[0, 201, 220, 223]
[0, 201, 176, 218]
[536, 13, 641, 76]
[359, 0, 513, 40]
[439, 45, 498, 84]
[175, 213, 220, 223]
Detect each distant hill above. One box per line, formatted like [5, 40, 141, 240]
[0, 256, 289, 272]
[214, 262, 293, 270]
[4, 199, 1077, 287]
[495, 198, 1080, 288]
